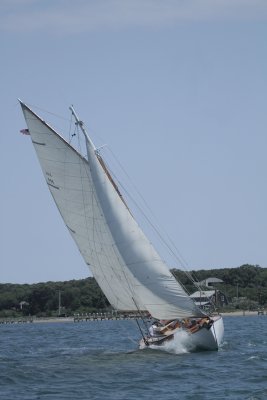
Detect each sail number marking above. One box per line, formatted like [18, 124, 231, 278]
[46, 172, 59, 190]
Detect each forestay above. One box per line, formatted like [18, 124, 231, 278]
[20, 102, 204, 320]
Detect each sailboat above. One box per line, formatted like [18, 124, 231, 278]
[19, 100, 224, 352]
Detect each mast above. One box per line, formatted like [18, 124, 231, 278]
[69, 105, 131, 211]
[69, 105, 96, 150]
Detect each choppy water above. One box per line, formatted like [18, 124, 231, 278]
[0, 316, 266, 399]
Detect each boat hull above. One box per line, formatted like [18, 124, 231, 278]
[139, 315, 224, 352]
[185, 315, 224, 351]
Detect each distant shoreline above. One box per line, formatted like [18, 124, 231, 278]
[33, 310, 265, 323]
[1, 310, 265, 325]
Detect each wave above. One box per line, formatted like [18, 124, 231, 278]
[149, 330, 192, 355]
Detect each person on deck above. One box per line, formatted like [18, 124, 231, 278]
[149, 321, 161, 336]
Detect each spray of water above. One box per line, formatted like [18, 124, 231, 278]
[150, 330, 195, 355]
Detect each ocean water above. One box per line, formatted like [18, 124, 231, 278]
[0, 316, 266, 400]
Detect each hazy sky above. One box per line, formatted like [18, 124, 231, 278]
[1, 0, 267, 284]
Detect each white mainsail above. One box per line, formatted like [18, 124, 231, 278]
[20, 101, 204, 320]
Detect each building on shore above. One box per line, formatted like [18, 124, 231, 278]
[190, 277, 228, 310]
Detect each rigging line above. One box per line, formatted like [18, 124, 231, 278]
[115, 184, 199, 288]
[104, 147, 197, 284]
[105, 171, 196, 289]
[116, 183, 197, 294]
[68, 112, 75, 144]
[25, 102, 71, 122]
[107, 147, 154, 214]
[135, 318, 149, 346]
[76, 123, 84, 157]
[131, 297, 150, 334]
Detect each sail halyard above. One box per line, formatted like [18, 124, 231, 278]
[20, 101, 205, 320]
[96, 153, 131, 213]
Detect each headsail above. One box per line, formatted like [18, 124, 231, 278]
[20, 101, 204, 319]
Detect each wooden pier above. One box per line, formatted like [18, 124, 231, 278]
[0, 316, 34, 324]
[73, 312, 149, 322]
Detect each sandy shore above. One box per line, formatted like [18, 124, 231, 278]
[33, 317, 74, 323]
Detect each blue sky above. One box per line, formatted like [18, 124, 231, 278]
[1, 0, 267, 284]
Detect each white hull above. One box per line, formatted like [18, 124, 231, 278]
[184, 315, 224, 351]
[140, 315, 224, 352]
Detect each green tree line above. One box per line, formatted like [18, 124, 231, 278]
[0, 264, 266, 317]
[0, 277, 109, 318]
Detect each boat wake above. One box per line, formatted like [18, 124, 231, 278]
[149, 330, 193, 355]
